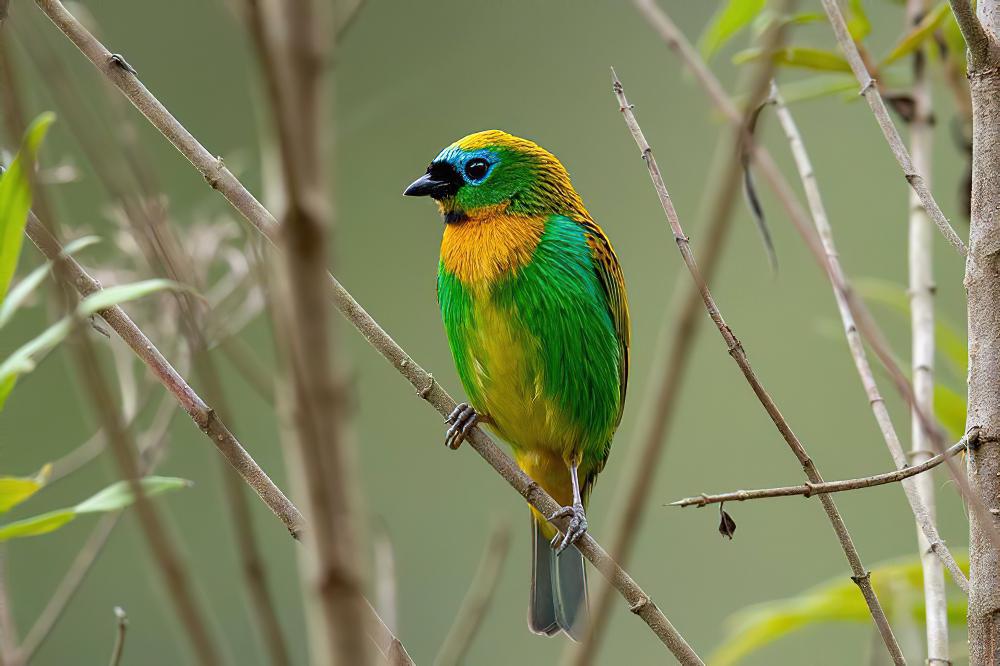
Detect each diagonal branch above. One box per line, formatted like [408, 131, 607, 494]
[672, 433, 973, 507]
[948, 0, 994, 68]
[571, 7, 791, 662]
[24, 213, 306, 539]
[819, 0, 968, 256]
[27, 0, 704, 660]
[611, 68, 905, 666]
[769, 82, 969, 594]
[631, 0, 971, 593]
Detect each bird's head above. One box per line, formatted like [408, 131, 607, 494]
[403, 130, 585, 223]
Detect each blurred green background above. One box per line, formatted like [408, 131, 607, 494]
[0, 0, 974, 664]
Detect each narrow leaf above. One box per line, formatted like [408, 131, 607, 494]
[880, 2, 950, 67]
[711, 555, 969, 665]
[854, 278, 967, 380]
[846, 0, 871, 42]
[935, 384, 967, 439]
[0, 476, 190, 542]
[734, 47, 851, 73]
[73, 476, 192, 514]
[0, 317, 72, 412]
[0, 464, 52, 514]
[774, 75, 858, 104]
[699, 0, 767, 59]
[0, 113, 56, 299]
[0, 235, 100, 329]
[77, 278, 185, 316]
[0, 510, 75, 540]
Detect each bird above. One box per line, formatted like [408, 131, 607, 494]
[404, 130, 629, 641]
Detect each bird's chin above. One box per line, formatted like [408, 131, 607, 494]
[443, 210, 469, 225]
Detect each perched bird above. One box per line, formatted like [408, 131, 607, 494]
[404, 130, 629, 640]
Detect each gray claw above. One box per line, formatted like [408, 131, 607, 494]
[549, 502, 588, 555]
[444, 403, 477, 450]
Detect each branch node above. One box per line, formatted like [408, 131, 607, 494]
[851, 571, 872, 587]
[628, 595, 651, 615]
[107, 53, 137, 75]
[418, 374, 435, 399]
[859, 78, 876, 95]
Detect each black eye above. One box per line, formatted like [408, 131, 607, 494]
[464, 158, 489, 182]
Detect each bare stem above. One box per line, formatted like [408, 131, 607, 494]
[904, 0, 951, 656]
[819, 0, 967, 256]
[631, 0, 970, 592]
[571, 7, 790, 662]
[67, 302, 221, 665]
[24, 213, 306, 539]
[252, 1, 371, 663]
[611, 68, 905, 665]
[769, 82, 969, 596]
[949, 0, 994, 68]
[672, 435, 972, 507]
[26, 0, 706, 660]
[434, 521, 512, 666]
[107, 607, 127, 666]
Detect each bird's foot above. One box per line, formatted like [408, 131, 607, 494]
[548, 502, 588, 555]
[444, 403, 481, 450]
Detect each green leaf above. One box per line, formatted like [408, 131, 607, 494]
[699, 0, 767, 59]
[854, 278, 967, 380]
[880, 2, 950, 67]
[73, 476, 191, 514]
[0, 236, 100, 329]
[0, 510, 75, 540]
[0, 464, 52, 514]
[0, 476, 190, 541]
[775, 74, 858, 103]
[935, 384, 967, 439]
[77, 278, 188, 316]
[734, 46, 852, 72]
[711, 555, 969, 665]
[0, 317, 71, 412]
[0, 277, 186, 412]
[0, 113, 56, 300]
[847, 0, 871, 42]
[941, 11, 967, 68]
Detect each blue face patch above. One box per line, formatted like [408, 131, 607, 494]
[433, 146, 497, 186]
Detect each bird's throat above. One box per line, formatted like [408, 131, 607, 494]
[439, 211, 545, 285]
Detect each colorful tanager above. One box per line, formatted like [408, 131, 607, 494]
[404, 130, 629, 640]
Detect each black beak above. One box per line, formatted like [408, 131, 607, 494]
[403, 162, 462, 199]
[403, 173, 445, 197]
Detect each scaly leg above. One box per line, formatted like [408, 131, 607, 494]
[548, 460, 588, 555]
[444, 402, 490, 450]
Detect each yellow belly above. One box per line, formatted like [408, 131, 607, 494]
[465, 296, 579, 462]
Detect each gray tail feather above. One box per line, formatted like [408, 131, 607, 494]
[528, 518, 589, 641]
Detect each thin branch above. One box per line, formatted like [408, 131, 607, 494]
[0, 549, 17, 666]
[611, 68, 905, 666]
[819, 0, 968, 256]
[65, 289, 221, 665]
[671, 434, 972, 507]
[253, 1, 371, 664]
[631, 0, 971, 592]
[571, 7, 791, 662]
[904, 0, 951, 657]
[434, 521, 512, 666]
[948, 0, 994, 68]
[23, 213, 305, 538]
[107, 607, 127, 666]
[769, 82, 969, 595]
[16, 400, 176, 664]
[27, 2, 705, 660]
[373, 523, 398, 635]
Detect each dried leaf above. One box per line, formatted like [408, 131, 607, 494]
[719, 504, 737, 540]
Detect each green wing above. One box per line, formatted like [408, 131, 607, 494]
[578, 217, 630, 425]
